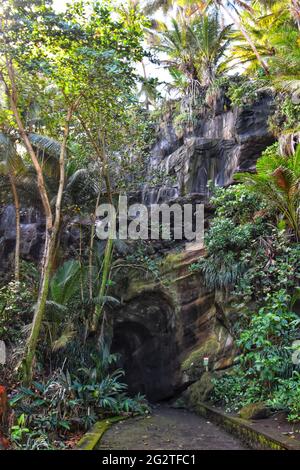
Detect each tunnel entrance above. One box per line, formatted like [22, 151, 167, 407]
[110, 293, 179, 402]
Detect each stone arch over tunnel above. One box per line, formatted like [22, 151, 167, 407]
[110, 291, 179, 402]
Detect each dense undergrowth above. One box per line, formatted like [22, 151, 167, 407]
[0, 260, 149, 449]
[190, 144, 300, 421]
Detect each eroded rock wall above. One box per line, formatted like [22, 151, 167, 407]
[143, 91, 275, 203]
[109, 249, 236, 402]
[111, 93, 275, 401]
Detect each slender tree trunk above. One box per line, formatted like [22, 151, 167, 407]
[22, 104, 75, 385]
[89, 192, 101, 300]
[4, 57, 77, 383]
[92, 236, 114, 330]
[22, 239, 53, 384]
[216, 1, 270, 75]
[141, 61, 150, 111]
[3, 60, 54, 384]
[5, 60, 53, 232]
[9, 171, 20, 283]
[76, 114, 115, 332]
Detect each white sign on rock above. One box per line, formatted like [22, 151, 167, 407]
[0, 340, 6, 365]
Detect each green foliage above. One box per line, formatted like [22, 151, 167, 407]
[10, 414, 31, 446]
[0, 281, 34, 342]
[233, 234, 300, 304]
[151, 12, 232, 88]
[212, 291, 300, 416]
[269, 95, 300, 134]
[190, 252, 247, 290]
[268, 372, 300, 422]
[227, 79, 269, 107]
[210, 183, 267, 222]
[9, 352, 149, 449]
[235, 143, 300, 240]
[125, 241, 161, 279]
[228, 0, 300, 87]
[211, 369, 249, 412]
[189, 184, 268, 290]
[50, 259, 82, 306]
[237, 291, 300, 384]
[203, 175, 300, 420]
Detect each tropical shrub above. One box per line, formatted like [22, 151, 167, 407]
[269, 95, 300, 134]
[202, 180, 300, 420]
[212, 291, 300, 416]
[9, 352, 149, 449]
[0, 281, 34, 342]
[189, 184, 270, 289]
[233, 234, 300, 304]
[228, 79, 268, 107]
[235, 143, 300, 240]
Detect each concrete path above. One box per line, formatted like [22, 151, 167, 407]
[97, 406, 248, 450]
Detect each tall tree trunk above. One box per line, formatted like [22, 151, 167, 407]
[3, 58, 78, 383]
[216, 1, 270, 75]
[76, 114, 114, 332]
[22, 239, 53, 384]
[22, 104, 75, 385]
[89, 192, 101, 300]
[141, 61, 150, 111]
[5, 60, 53, 233]
[92, 236, 114, 331]
[9, 171, 20, 283]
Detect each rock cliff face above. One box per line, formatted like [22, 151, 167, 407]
[0, 206, 45, 274]
[143, 91, 275, 204]
[0, 205, 80, 275]
[111, 92, 275, 402]
[110, 249, 237, 402]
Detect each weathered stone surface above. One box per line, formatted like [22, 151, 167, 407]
[183, 371, 216, 405]
[0, 206, 45, 272]
[0, 205, 82, 274]
[239, 403, 272, 421]
[143, 92, 275, 204]
[110, 249, 236, 401]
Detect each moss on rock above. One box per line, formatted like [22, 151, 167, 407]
[186, 372, 215, 405]
[182, 336, 219, 371]
[239, 403, 272, 420]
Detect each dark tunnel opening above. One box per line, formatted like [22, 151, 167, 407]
[110, 295, 179, 402]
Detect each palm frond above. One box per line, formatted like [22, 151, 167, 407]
[50, 259, 82, 306]
[28, 133, 61, 158]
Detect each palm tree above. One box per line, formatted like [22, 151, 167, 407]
[229, 1, 300, 87]
[150, 16, 199, 82]
[191, 13, 232, 85]
[150, 12, 232, 86]
[213, 0, 270, 74]
[235, 144, 300, 240]
[144, 0, 270, 73]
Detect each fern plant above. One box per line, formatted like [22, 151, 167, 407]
[235, 144, 300, 240]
